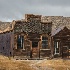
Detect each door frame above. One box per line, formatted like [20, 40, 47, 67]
[30, 41, 40, 58]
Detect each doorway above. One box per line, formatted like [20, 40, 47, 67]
[31, 41, 39, 58]
[32, 42, 38, 48]
[62, 46, 68, 58]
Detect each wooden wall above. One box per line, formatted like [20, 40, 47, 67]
[0, 31, 14, 56]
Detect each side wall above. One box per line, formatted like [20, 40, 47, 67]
[0, 31, 14, 56]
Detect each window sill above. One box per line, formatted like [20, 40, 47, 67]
[54, 53, 60, 55]
[22, 49, 25, 50]
[40, 49, 50, 50]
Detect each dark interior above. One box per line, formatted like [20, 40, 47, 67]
[17, 35, 23, 49]
[32, 42, 38, 47]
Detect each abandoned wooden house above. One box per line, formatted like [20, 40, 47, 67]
[13, 14, 52, 59]
[13, 14, 70, 59]
[52, 27, 70, 58]
[0, 14, 70, 59]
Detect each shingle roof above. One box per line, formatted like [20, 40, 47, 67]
[51, 26, 69, 36]
[0, 22, 13, 33]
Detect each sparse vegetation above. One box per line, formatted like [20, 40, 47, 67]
[0, 55, 34, 70]
[0, 55, 70, 70]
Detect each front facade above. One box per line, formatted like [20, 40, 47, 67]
[13, 14, 52, 59]
[52, 27, 70, 58]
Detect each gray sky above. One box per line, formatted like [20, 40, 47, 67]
[0, 0, 70, 22]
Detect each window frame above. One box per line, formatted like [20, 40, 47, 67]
[54, 41, 60, 54]
[41, 36, 48, 49]
[17, 35, 25, 49]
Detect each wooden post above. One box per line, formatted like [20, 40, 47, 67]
[51, 37, 54, 58]
[38, 41, 40, 58]
[30, 41, 32, 58]
[61, 42, 63, 58]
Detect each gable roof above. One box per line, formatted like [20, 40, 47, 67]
[52, 26, 64, 36]
[52, 26, 70, 36]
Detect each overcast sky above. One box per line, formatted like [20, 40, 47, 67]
[0, 0, 70, 22]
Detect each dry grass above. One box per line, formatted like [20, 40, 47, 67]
[0, 55, 70, 70]
[0, 55, 34, 70]
[36, 59, 70, 70]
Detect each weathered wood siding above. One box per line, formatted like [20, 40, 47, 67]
[0, 31, 14, 56]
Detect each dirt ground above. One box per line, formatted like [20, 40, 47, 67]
[0, 55, 70, 70]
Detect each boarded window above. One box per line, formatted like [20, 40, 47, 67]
[42, 36, 48, 49]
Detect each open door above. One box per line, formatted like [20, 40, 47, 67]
[31, 41, 39, 58]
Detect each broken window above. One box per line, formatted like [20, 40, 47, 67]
[17, 35, 24, 49]
[54, 41, 59, 54]
[42, 36, 48, 49]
